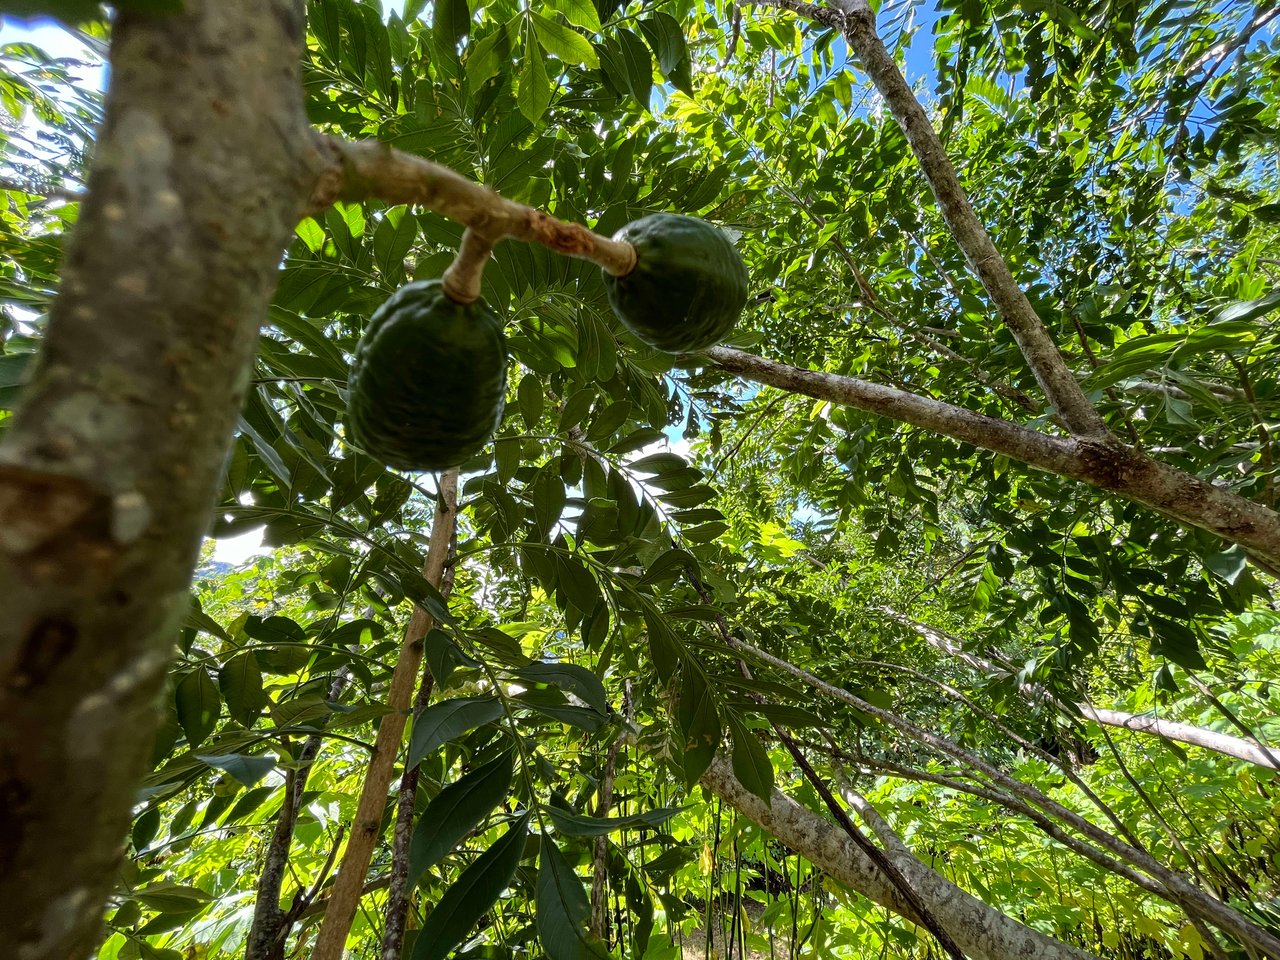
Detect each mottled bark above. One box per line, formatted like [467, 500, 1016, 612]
[708, 347, 1280, 568]
[701, 756, 1099, 960]
[0, 4, 318, 958]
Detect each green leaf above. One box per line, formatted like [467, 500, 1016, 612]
[218, 652, 267, 727]
[637, 14, 692, 94]
[547, 805, 683, 837]
[175, 669, 221, 748]
[530, 12, 599, 67]
[1215, 290, 1280, 324]
[515, 687, 607, 731]
[518, 49, 552, 124]
[408, 696, 506, 770]
[537, 832, 609, 960]
[518, 373, 545, 426]
[549, 0, 601, 33]
[727, 714, 773, 805]
[677, 669, 720, 786]
[196, 753, 276, 787]
[468, 18, 519, 93]
[373, 206, 417, 286]
[410, 750, 515, 885]
[515, 661, 608, 714]
[412, 813, 531, 960]
[615, 29, 654, 109]
[132, 883, 214, 914]
[1204, 545, 1247, 584]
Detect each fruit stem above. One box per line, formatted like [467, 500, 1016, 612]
[441, 228, 495, 304]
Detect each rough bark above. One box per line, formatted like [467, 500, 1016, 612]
[700, 756, 1100, 960]
[313, 470, 458, 960]
[0, 5, 318, 958]
[707, 347, 1280, 568]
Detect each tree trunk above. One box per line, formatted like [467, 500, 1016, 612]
[0, 4, 319, 957]
[700, 756, 1100, 960]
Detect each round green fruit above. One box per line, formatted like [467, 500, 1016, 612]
[346, 280, 507, 471]
[603, 213, 748, 353]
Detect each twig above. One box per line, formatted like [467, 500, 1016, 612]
[312, 469, 460, 960]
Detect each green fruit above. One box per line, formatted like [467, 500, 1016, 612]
[602, 213, 748, 353]
[346, 280, 507, 470]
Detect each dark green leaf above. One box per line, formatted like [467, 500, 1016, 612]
[175, 669, 220, 748]
[408, 696, 506, 770]
[537, 832, 609, 960]
[410, 750, 515, 885]
[196, 753, 276, 788]
[411, 813, 531, 960]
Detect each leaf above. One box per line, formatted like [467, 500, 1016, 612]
[218, 652, 267, 727]
[411, 813, 531, 960]
[727, 714, 773, 806]
[530, 12, 599, 67]
[1214, 290, 1280, 324]
[175, 669, 220, 748]
[549, 0, 601, 33]
[1204, 545, 1247, 584]
[515, 661, 608, 714]
[407, 696, 506, 770]
[637, 13, 692, 94]
[196, 753, 276, 787]
[677, 669, 720, 786]
[548, 805, 684, 837]
[615, 29, 654, 109]
[518, 373, 545, 426]
[410, 751, 515, 885]
[518, 48, 552, 124]
[515, 688, 607, 731]
[132, 883, 213, 913]
[468, 18, 519, 92]
[537, 832, 609, 959]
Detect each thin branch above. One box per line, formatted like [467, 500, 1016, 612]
[380, 527, 458, 960]
[728, 636, 1280, 956]
[441, 228, 497, 304]
[316, 137, 636, 276]
[312, 469, 460, 960]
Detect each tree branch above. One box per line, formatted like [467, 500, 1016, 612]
[312, 469, 459, 960]
[316, 137, 636, 276]
[751, 0, 1109, 437]
[707, 346, 1280, 568]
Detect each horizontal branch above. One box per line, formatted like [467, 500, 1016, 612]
[707, 347, 1280, 568]
[314, 137, 636, 277]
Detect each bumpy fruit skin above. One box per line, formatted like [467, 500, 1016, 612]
[603, 213, 748, 353]
[346, 280, 507, 470]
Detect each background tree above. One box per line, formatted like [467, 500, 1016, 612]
[0, 0, 1277, 958]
